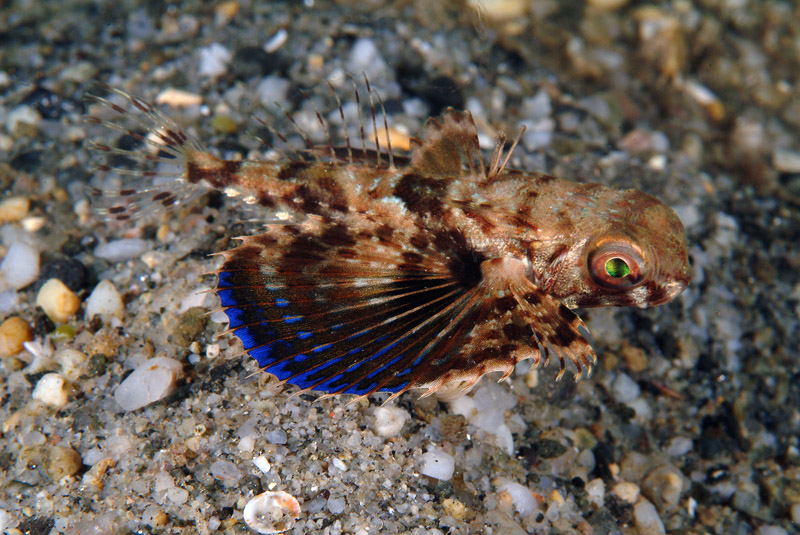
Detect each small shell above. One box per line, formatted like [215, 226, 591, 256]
[243, 490, 301, 534]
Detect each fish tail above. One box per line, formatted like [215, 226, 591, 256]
[84, 84, 211, 222]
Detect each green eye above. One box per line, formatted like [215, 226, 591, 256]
[605, 257, 631, 278]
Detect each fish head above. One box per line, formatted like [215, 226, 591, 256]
[536, 186, 691, 309]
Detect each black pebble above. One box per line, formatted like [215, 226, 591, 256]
[17, 516, 54, 535]
[31, 308, 56, 337]
[37, 258, 91, 293]
[230, 46, 288, 80]
[422, 75, 465, 116]
[10, 150, 44, 173]
[22, 85, 83, 120]
[397, 63, 464, 117]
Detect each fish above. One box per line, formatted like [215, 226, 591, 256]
[85, 82, 691, 402]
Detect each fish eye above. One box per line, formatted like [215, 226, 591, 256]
[605, 257, 630, 278]
[588, 239, 646, 289]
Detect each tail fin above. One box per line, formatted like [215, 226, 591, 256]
[84, 85, 208, 222]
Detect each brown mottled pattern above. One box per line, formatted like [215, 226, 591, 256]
[89, 88, 691, 399]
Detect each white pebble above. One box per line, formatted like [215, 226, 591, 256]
[113, 357, 183, 411]
[326, 496, 345, 514]
[449, 395, 478, 420]
[791, 503, 800, 525]
[94, 238, 150, 262]
[612, 481, 640, 503]
[585, 478, 605, 508]
[373, 406, 409, 437]
[521, 118, 555, 150]
[6, 105, 42, 135]
[256, 76, 291, 108]
[198, 42, 232, 78]
[773, 148, 800, 174]
[264, 29, 288, 53]
[633, 499, 666, 535]
[141, 505, 167, 528]
[82, 447, 106, 466]
[522, 89, 552, 120]
[243, 491, 301, 534]
[154, 471, 175, 492]
[253, 455, 271, 474]
[20, 430, 46, 446]
[673, 205, 701, 230]
[496, 478, 538, 517]
[167, 487, 189, 505]
[611, 372, 641, 403]
[666, 437, 693, 457]
[85, 280, 124, 321]
[179, 286, 210, 312]
[238, 436, 255, 453]
[628, 397, 652, 422]
[347, 38, 387, 80]
[56, 348, 88, 382]
[0, 291, 19, 314]
[419, 448, 455, 481]
[492, 424, 515, 456]
[757, 527, 789, 535]
[210, 460, 242, 485]
[471, 382, 517, 429]
[331, 457, 348, 472]
[0, 509, 10, 534]
[0, 241, 40, 291]
[265, 428, 287, 445]
[32, 373, 71, 408]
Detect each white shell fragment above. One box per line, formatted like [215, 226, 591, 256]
[243, 490, 301, 534]
[496, 478, 539, 518]
[373, 406, 409, 437]
[32, 373, 71, 408]
[419, 447, 455, 481]
[94, 238, 150, 263]
[113, 357, 183, 411]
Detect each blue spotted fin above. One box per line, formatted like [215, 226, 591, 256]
[214, 214, 595, 401]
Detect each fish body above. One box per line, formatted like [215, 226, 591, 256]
[88, 87, 690, 400]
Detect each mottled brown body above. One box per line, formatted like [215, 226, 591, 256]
[89, 88, 690, 400]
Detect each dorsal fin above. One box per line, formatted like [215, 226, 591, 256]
[409, 108, 485, 179]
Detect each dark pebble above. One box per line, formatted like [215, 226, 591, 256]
[605, 493, 633, 525]
[532, 438, 568, 459]
[440, 414, 467, 444]
[586, 509, 623, 535]
[406, 76, 463, 117]
[17, 516, 54, 535]
[591, 441, 616, 480]
[36, 258, 91, 293]
[171, 306, 209, 347]
[10, 150, 45, 173]
[200, 359, 240, 393]
[698, 401, 747, 459]
[22, 85, 83, 120]
[230, 46, 287, 80]
[31, 307, 56, 337]
[421, 75, 464, 116]
[86, 353, 109, 377]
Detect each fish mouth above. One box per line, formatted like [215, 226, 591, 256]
[655, 277, 691, 306]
